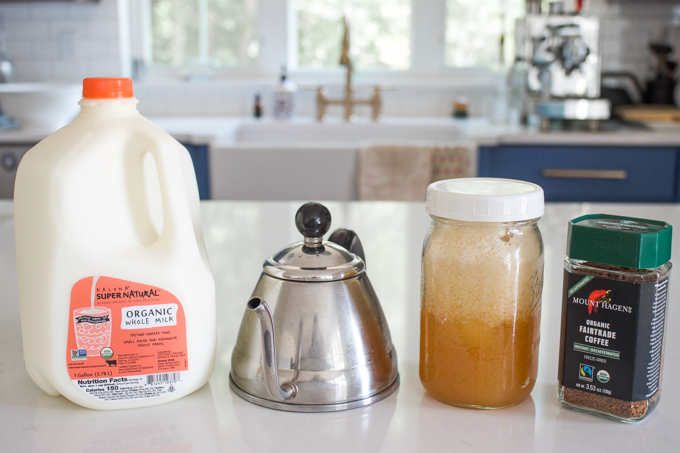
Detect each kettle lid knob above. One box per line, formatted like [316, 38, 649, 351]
[264, 202, 365, 280]
[295, 202, 331, 240]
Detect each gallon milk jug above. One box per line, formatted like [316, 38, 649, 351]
[14, 78, 216, 410]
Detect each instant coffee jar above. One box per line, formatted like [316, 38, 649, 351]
[420, 178, 545, 408]
[558, 214, 672, 422]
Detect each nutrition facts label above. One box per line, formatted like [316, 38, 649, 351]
[73, 371, 188, 402]
[646, 279, 668, 398]
[67, 276, 189, 402]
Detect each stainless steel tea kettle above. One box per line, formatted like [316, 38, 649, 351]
[230, 202, 399, 412]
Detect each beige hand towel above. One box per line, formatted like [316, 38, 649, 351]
[358, 145, 433, 201]
[432, 145, 475, 182]
[358, 144, 475, 201]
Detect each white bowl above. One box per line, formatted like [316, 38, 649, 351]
[0, 83, 82, 130]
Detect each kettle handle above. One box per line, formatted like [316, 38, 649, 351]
[328, 228, 366, 267]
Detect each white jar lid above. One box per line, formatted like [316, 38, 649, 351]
[426, 178, 544, 222]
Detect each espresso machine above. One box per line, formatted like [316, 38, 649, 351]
[515, 1, 610, 130]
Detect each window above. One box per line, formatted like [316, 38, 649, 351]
[295, 0, 411, 70]
[149, 0, 258, 67]
[445, 0, 525, 69]
[133, 0, 525, 78]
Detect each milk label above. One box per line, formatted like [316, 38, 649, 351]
[67, 276, 189, 402]
[121, 304, 179, 329]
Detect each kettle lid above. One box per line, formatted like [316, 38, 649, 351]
[263, 203, 365, 281]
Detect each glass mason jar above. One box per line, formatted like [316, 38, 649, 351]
[420, 178, 545, 409]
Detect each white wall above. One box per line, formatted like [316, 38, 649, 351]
[0, 0, 126, 82]
[130, 78, 499, 119]
[0, 0, 677, 118]
[593, 0, 680, 84]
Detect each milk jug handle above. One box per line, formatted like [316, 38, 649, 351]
[177, 144, 211, 268]
[146, 140, 195, 252]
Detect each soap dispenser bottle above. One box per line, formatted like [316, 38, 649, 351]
[273, 65, 297, 120]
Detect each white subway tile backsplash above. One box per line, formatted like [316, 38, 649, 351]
[8, 41, 33, 62]
[95, 0, 120, 16]
[8, 20, 52, 40]
[77, 39, 108, 60]
[380, 92, 402, 116]
[32, 40, 59, 61]
[29, 3, 66, 20]
[84, 19, 120, 39]
[0, 0, 122, 83]
[51, 60, 90, 82]
[620, 1, 670, 18]
[56, 29, 80, 61]
[105, 39, 121, 57]
[89, 60, 124, 78]
[0, 4, 30, 20]
[602, 19, 625, 38]
[53, 21, 87, 37]
[64, 1, 112, 20]
[602, 39, 622, 57]
[14, 60, 51, 82]
[182, 99, 205, 116]
[586, 0, 607, 16]
[202, 100, 226, 116]
[595, 0, 678, 83]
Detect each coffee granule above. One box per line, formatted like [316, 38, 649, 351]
[562, 387, 658, 420]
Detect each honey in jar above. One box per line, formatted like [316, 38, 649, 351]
[420, 178, 545, 408]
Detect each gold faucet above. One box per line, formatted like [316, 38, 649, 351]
[315, 16, 384, 122]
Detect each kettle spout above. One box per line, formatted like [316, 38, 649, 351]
[247, 297, 297, 401]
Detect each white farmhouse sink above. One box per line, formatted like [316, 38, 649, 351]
[211, 117, 470, 201]
[235, 118, 465, 143]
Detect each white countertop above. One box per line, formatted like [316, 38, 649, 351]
[466, 121, 680, 147]
[0, 118, 245, 147]
[2, 116, 680, 148]
[1, 200, 679, 452]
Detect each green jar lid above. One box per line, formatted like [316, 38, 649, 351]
[567, 214, 672, 269]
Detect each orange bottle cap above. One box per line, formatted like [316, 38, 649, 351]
[82, 78, 134, 99]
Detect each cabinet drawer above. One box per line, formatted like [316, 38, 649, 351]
[478, 146, 678, 202]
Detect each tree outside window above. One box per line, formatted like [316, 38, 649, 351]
[145, 0, 524, 74]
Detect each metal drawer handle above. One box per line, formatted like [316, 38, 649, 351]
[542, 169, 628, 180]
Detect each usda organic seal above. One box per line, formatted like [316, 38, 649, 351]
[596, 369, 610, 384]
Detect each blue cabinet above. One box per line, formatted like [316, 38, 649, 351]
[182, 143, 211, 200]
[478, 145, 679, 202]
